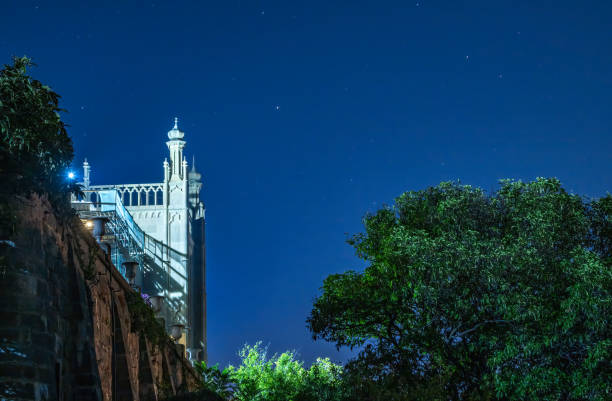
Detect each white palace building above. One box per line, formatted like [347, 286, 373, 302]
[78, 119, 207, 362]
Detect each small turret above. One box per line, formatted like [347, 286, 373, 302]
[167, 117, 185, 140]
[166, 117, 187, 180]
[163, 158, 170, 182]
[188, 155, 202, 182]
[188, 156, 204, 212]
[182, 156, 188, 179]
[83, 158, 91, 189]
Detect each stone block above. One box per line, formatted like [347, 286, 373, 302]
[0, 294, 44, 314]
[0, 363, 34, 379]
[0, 341, 31, 363]
[45, 311, 59, 332]
[36, 279, 49, 298]
[73, 387, 101, 401]
[0, 311, 19, 327]
[35, 366, 54, 383]
[75, 372, 99, 386]
[0, 380, 35, 399]
[0, 271, 37, 296]
[29, 347, 54, 366]
[19, 313, 47, 331]
[0, 327, 21, 342]
[31, 331, 55, 350]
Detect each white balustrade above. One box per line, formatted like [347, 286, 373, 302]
[89, 183, 164, 207]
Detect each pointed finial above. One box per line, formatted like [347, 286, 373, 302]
[168, 118, 184, 139]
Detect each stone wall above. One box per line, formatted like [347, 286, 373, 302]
[0, 195, 201, 401]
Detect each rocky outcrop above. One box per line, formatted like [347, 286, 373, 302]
[0, 195, 200, 401]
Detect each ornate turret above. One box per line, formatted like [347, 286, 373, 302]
[166, 117, 187, 180]
[83, 158, 91, 189]
[188, 156, 202, 182]
[167, 117, 185, 140]
[188, 156, 204, 213]
[163, 158, 170, 182]
[82, 118, 207, 362]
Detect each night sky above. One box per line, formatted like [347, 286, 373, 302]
[2, 1, 611, 367]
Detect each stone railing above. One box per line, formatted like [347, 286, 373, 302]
[89, 183, 165, 207]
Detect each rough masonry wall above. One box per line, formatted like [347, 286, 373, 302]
[0, 195, 201, 401]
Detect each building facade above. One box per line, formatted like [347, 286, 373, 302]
[84, 119, 207, 361]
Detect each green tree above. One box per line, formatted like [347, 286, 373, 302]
[297, 357, 345, 401]
[307, 179, 612, 400]
[194, 362, 234, 399]
[227, 343, 345, 401]
[0, 56, 78, 225]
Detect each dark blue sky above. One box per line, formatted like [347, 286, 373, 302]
[2, 0, 611, 366]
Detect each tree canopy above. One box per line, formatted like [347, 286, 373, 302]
[308, 178, 612, 400]
[195, 343, 345, 401]
[0, 56, 75, 203]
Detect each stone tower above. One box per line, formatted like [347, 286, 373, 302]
[85, 119, 207, 361]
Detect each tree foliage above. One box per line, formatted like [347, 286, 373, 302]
[308, 179, 612, 400]
[195, 343, 345, 401]
[229, 343, 344, 401]
[195, 362, 234, 399]
[0, 56, 77, 220]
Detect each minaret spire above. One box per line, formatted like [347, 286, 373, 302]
[167, 117, 186, 179]
[83, 158, 91, 189]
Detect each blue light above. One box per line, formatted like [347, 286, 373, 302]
[67, 171, 75, 179]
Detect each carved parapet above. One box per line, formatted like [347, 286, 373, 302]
[89, 183, 165, 207]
